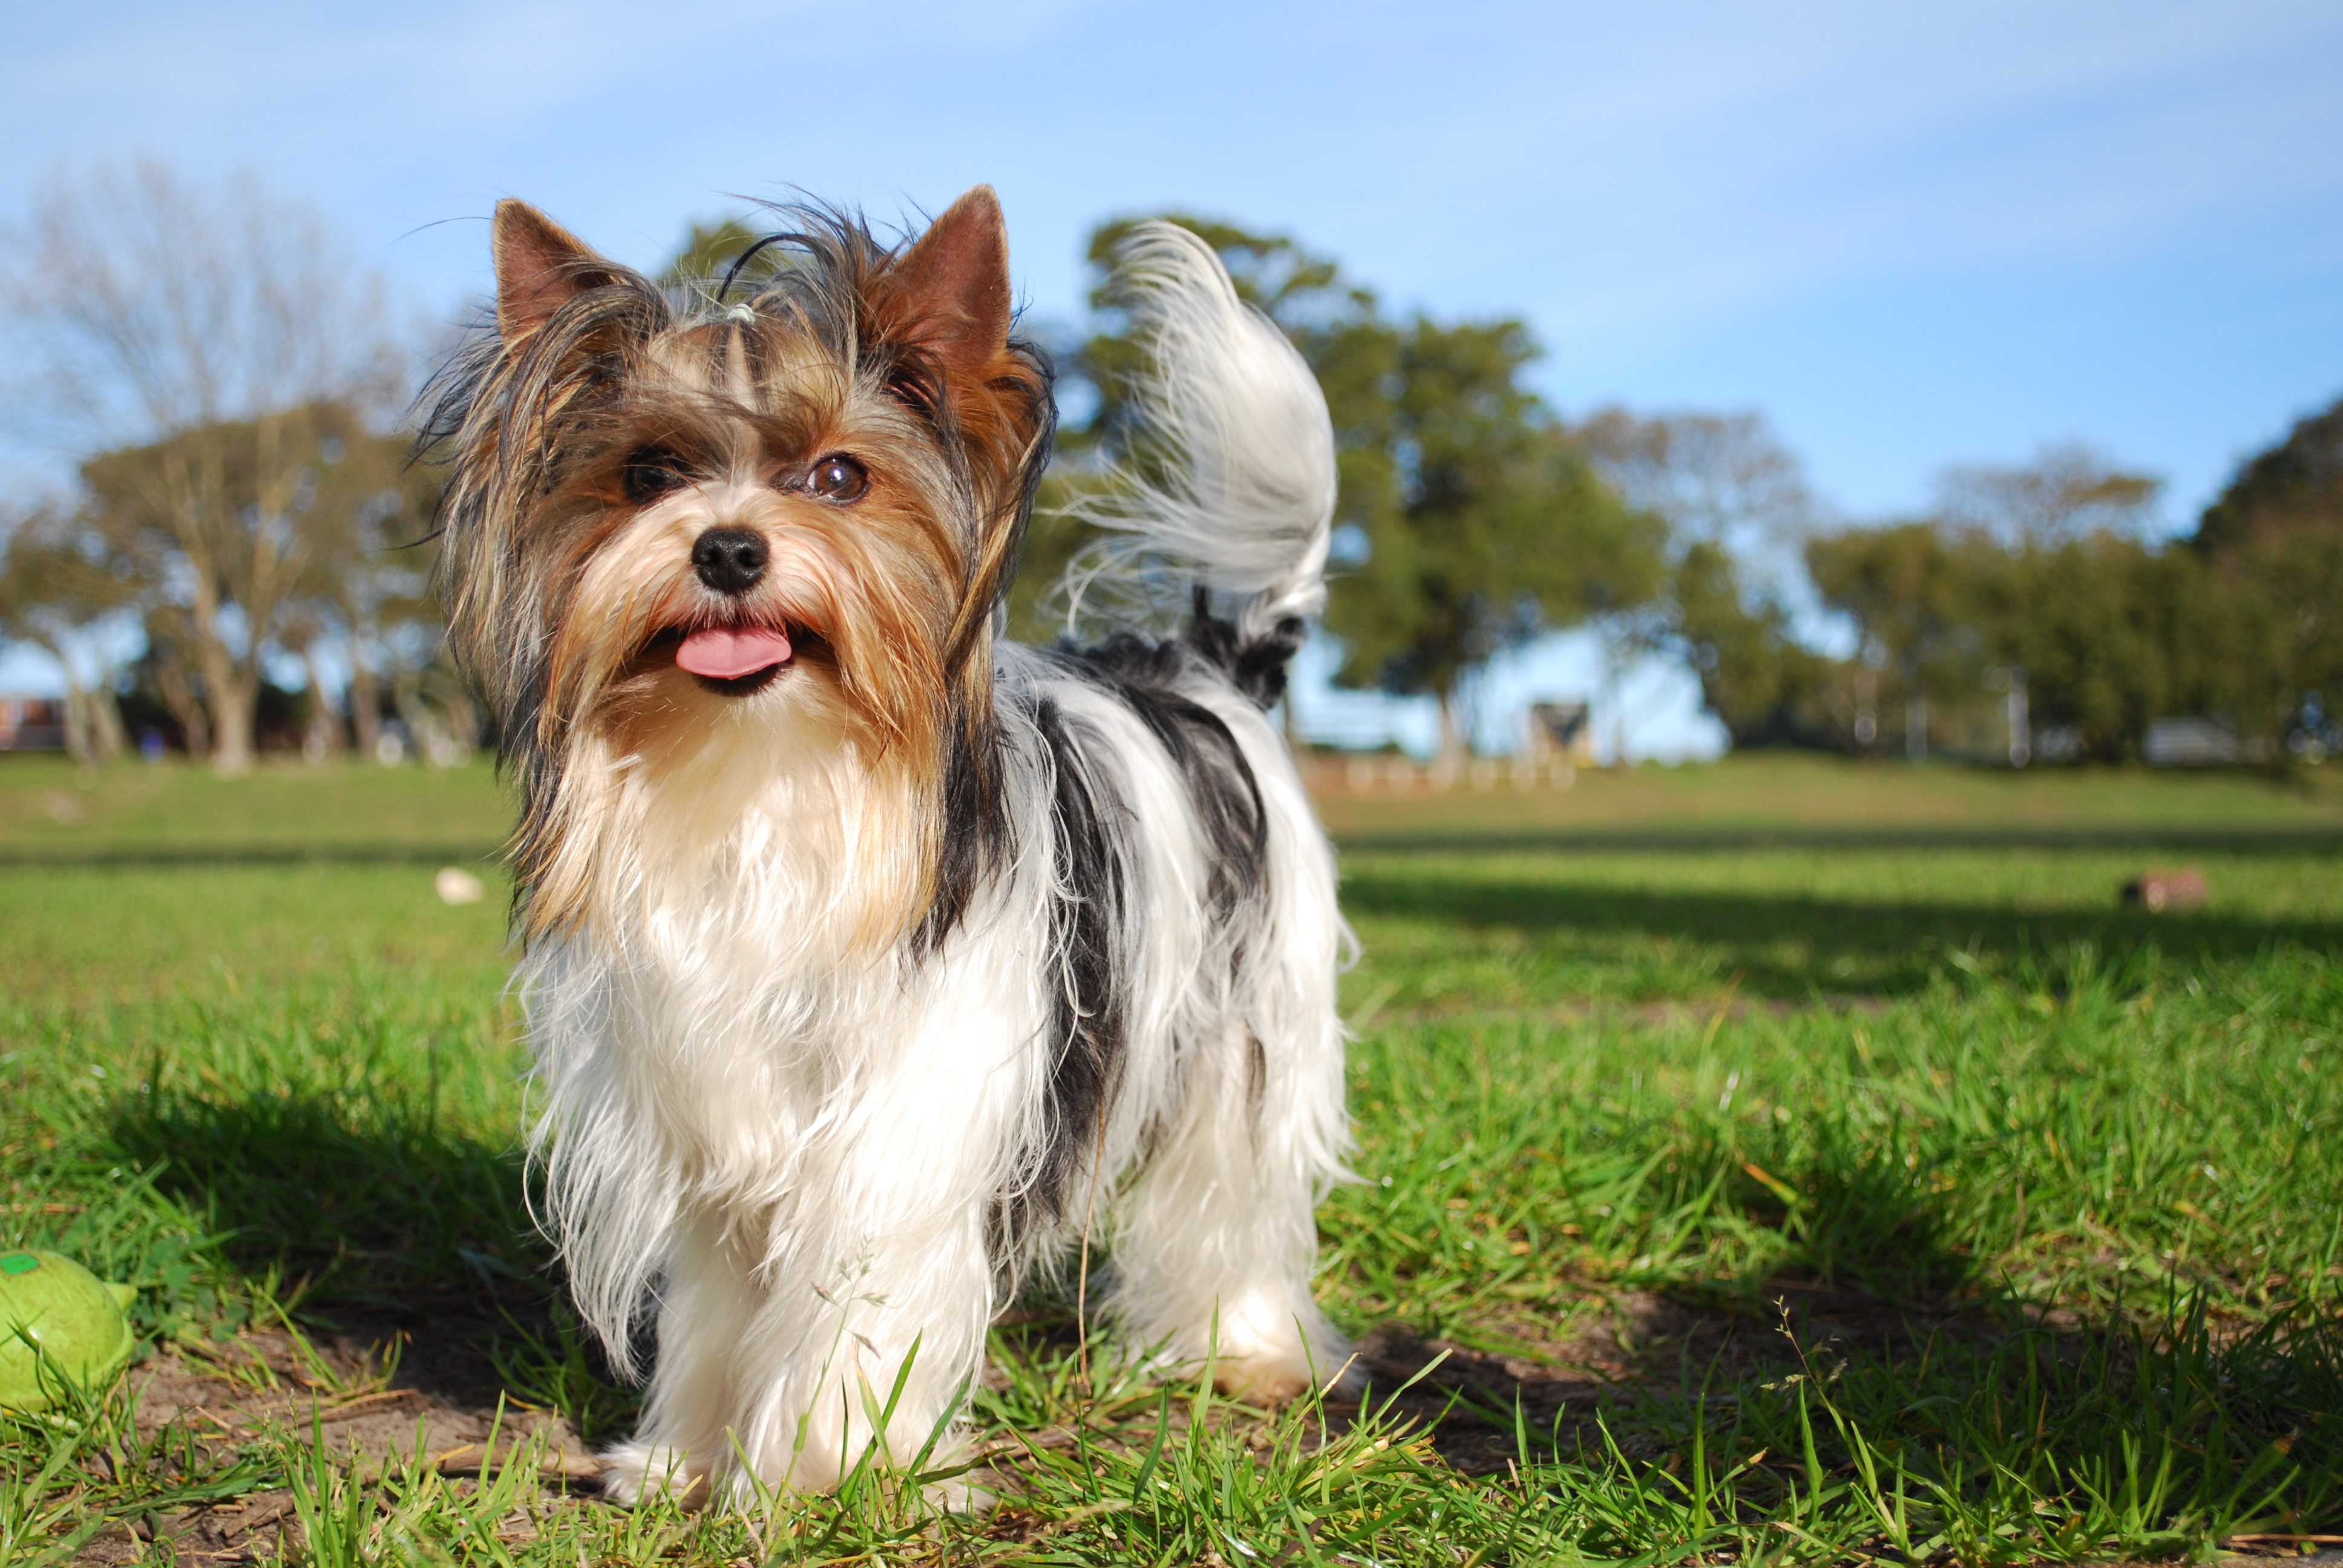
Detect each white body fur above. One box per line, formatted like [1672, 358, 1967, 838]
[515, 223, 1354, 1503]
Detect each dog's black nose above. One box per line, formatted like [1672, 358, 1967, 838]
[692, 528, 768, 595]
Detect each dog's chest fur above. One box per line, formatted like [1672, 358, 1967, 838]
[527, 686, 1090, 1216]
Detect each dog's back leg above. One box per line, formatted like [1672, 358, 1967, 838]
[1106, 1016, 1355, 1402]
[1104, 743, 1357, 1403]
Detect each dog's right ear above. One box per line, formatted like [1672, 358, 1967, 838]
[493, 200, 617, 345]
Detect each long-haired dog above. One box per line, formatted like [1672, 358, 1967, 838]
[423, 186, 1352, 1504]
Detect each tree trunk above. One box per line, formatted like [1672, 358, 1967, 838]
[61, 682, 126, 766]
[1602, 641, 1627, 768]
[155, 652, 210, 758]
[60, 681, 93, 766]
[1435, 689, 1467, 777]
[349, 647, 382, 762]
[300, 647, 347, 759]
[38, 632, 124, 766]
[206, 660, 259, 776]
[90, 680, 126, 761]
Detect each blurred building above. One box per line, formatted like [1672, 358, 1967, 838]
[0, 697, 65, 751]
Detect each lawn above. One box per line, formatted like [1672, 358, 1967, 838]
[1, 753, 2338, 1564]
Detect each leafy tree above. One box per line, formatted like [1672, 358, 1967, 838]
[1805, 521, 1987, 753]
[1666, 541, 1853, 750]
[1805, 443, 2278, 764]
[657, 217, 770, 294]
[1971, 536, 2217, 762]
[1322, 316, 1662, 761]
[74, 403, 383, 766]
[2192, 396, 2343, 744]
[0, 507, 134, 762]
[2196, 397, 2343, 552]
[278, 422, 444, 761]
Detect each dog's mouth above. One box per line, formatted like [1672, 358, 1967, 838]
[649, 622, 796, 696]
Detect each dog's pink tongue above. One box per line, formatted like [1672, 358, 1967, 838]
[677, 626, 792, 679]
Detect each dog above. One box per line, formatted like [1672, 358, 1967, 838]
[422, 186, 1353, 1506]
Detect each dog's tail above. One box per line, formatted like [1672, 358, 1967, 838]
[1059, 221, 1334, 675]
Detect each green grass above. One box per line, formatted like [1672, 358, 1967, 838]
[2, 754, 2339, 1563]
[0, 754, 511, 863]
[1308, 749, 2343, 843]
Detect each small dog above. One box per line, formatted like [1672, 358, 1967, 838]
[424, 187, 1352, 1504]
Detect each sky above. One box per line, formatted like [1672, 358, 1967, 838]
[5, 0, 2341, 755]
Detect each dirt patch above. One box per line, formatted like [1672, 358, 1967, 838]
[71, 1322, 593, 1566]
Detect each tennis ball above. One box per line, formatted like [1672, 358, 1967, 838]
[0, 1250, 137, 1411]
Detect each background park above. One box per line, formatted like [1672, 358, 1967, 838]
[4, 3, 2343, 1563]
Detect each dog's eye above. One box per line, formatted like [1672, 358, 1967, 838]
[622, 445, 691, 505]
[808, 454, 868, 503]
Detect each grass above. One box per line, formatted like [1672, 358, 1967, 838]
[1, 753, 2338, 1563]
[1307, 749, 2343, 843]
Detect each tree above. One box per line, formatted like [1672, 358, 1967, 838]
[2192, 396, 2343, 746]
[1934, 443, 2160, 545]
[1806, 522, 1986, 756]
[0, 158, 406, 771]
[1802, 442, 2272, 765]
[1320, 316, 1663, 763]
[274, 419, 443, 762]
[0, 508, 134, 763]
[657, 216, 770, 294]
[1666, 541, 1854, 750]
[1572, 408, 1819, 555]
[73, 403, 366, 766]
[1569, 407, 1822, 757]
[1973, 534, 2255, 762]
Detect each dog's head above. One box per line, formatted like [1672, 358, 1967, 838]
[425, 189, 1053, 938]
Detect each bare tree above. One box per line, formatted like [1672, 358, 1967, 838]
[1932, 443, 2161, 546]
[1569, 408, 1822, 760]
[1573, 407, 1820, 552]
[1, 158, 405, 771]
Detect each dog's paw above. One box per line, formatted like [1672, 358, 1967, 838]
[1212, 1359, 1314, 1403]
[1211, 1350, 1363, 1405]
[599, 1440, 704, 1507]
[1199, 1295, 1360, 1405]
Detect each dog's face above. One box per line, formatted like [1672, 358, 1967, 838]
[430, 190, 1052, 937]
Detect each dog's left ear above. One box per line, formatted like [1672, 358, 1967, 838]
[890, 186, 1014, 384]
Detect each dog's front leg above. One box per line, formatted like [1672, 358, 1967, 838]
[600, 1209, 760, 1505]
[600, 1198, 996, 1509]
[709, 1195, 997, 1508]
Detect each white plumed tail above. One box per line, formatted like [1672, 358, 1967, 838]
[1061, 221, 1336, 643]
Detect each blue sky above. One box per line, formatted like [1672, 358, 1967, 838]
[6, 0, 2341, 753]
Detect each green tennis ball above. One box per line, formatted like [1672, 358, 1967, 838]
[0, 1250, 137, 1411]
